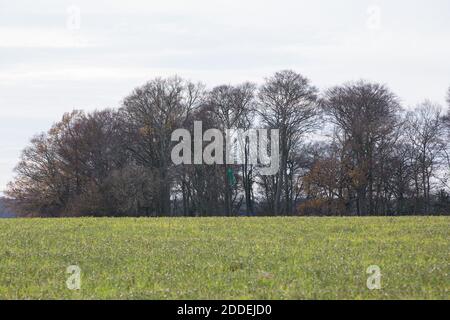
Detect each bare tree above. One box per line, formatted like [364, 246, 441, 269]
[121, 77, 203, 215]
[173, 105, 225, 216]
[405, 101, 446, 214]
[6, 110, 128, 216]
[258, 70, 319, 215]
[321, 81, 401, 215]
[6, 133, 67, 216]
[205, 83, 256, 216]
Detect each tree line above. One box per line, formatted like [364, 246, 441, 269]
[6, 71, 450, 217]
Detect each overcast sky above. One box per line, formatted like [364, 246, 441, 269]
[0, 0, 449, 193]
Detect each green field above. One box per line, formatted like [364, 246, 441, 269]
[0, 217, 448, 299]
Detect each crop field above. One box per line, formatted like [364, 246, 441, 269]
[0, 217, 448, 300]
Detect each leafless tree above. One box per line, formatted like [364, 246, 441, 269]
[405, 102, 446, 214]
[6, 110, 128, 216]
[205, 83, 256, 215]
[258, 70, 319, 215]
[120, 77, 204, 216]
[321, 81, 401, 215]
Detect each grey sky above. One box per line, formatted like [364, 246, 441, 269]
[0, 0, 449, 192]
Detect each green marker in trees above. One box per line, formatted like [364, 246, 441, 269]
[227, 167, 236, 187]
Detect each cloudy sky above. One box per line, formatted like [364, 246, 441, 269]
[0, 0, 449, 192]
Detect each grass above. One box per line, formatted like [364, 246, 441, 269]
[0, 217, 448, 300]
